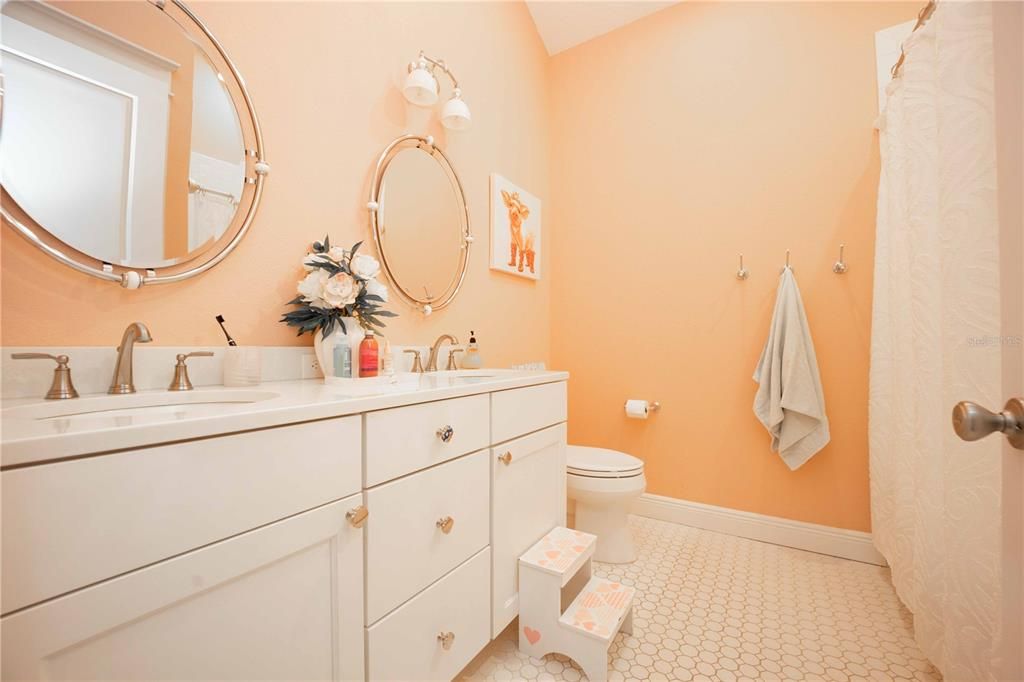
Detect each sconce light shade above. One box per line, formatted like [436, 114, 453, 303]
[403, 63, 438, 106]
[441, 89, 472, 131]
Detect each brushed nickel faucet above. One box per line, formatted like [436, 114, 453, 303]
[168, 351, 214, 391]
[109, 322, 153, 394]
[10, 353, 79, 399]
[426, 334, 460, 372]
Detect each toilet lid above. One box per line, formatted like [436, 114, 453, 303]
[566, 446, 644, 477]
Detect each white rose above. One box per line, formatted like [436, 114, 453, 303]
[351, 253, 381, 280]
[297, 270, 328, 306]
[322, 272, 358, 308]
[327, 246, 347, 262]
[365, 277, 389, 303]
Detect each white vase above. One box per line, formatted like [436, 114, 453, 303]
[313, 317, 363, 378]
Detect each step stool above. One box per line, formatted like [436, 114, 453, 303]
[517, 526, 635, 682]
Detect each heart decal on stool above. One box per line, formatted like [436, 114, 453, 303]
[523, 626, 542, 645]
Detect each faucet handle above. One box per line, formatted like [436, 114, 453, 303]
[11, 353, 79, 400]
[168, 351, 214, 391]
[446, 348, 464, 371]
[404, 349, 425, 373]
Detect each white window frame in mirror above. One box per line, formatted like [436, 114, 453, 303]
[368, 134, 472, 315]
[0, 0, 269, 289]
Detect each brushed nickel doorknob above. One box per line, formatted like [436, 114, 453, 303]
[952, 398, 1024, 450]
[436, 516, 454, 534]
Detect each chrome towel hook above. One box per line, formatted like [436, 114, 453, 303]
[780, 249, 793, 274]
[736, 254, 749, 280]
[833, 243, 848, 274]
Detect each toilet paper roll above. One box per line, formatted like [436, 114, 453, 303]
[625, 399, 650, 419]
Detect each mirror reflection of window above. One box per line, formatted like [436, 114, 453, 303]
[0, 0, 245, 268]
[186, 56, 245, 257]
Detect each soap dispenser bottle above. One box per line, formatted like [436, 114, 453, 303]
[461, 330, 484, 369]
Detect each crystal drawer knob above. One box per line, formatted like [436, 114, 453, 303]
[436, 425, 454, 442]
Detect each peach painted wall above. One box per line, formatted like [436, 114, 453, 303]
[1, 1, 552, 369]
[548, 2, 918, 531]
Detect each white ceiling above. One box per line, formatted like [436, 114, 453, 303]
[525, 1, 680, 56]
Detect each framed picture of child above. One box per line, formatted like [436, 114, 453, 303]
[489, 174, 541, 280]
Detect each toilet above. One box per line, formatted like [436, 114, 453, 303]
[566, 446, 646, 564]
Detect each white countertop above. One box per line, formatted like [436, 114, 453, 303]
[0, 370, 568, 468]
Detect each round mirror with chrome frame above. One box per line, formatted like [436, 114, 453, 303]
[368, 135, 472, 314]
[0, 0, 268, 289]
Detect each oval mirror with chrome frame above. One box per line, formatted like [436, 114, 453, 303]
[0, 0, 268, 289]
[369, 135, 471, 314]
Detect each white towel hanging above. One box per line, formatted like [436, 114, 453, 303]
[752, 268, 830, 470]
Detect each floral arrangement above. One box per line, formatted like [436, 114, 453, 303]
[281, 236, 397, 339]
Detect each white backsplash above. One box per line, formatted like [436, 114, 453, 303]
[1, 344, 449, 400]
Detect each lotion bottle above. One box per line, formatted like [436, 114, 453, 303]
[461, 330, 484, 369]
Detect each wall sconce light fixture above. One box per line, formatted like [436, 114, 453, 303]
[403, 51, 471, 131]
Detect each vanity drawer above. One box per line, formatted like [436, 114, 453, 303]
[1, 416, 362, 615]
[364, 394, 489, 486]
[492, 381, 567, 444]
[367, 547, 491, 682]
[365, 450, 489, 623]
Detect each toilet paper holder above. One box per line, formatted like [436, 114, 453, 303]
[624, 400, 661, 412]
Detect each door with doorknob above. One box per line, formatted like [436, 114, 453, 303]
[949, 8, 1024, 677]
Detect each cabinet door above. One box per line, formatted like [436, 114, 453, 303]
[1, 495, 366, 682]
[491, 423, 567, 637]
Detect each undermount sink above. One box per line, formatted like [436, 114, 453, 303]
[429, 369, 514, 381]
[2, 389, 279, 423]
[327, 369, 519, 398]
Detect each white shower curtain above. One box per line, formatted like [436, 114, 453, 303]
[869, 3, 1003, 681]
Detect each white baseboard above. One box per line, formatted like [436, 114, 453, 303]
[632, 493, 887, 566]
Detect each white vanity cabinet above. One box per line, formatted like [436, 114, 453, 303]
[0, 374, 569, 682]
[1, 416, 366, 682]
[1, 495, 367, 682]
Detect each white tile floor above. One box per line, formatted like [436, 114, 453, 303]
[462, 516, 942, 682]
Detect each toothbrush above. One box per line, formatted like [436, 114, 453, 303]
[215, 315, 238, 346]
